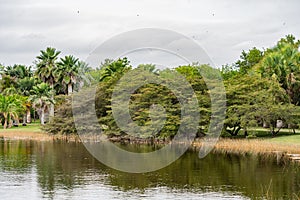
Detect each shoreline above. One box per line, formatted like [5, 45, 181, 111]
[0, 130, 80, 142]
[1, 131, 300, 153]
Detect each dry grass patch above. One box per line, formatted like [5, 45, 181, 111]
[193, 138, 300, 155]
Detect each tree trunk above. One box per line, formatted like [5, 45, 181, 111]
[3, 115, 7, 129]
[235, 126, 241, 135]
[8, 117, 13, 128]
[15, 117, 19, 126]
[23, 115, 26, 124]
[49, 83, 55, 118]
[226, 125, 241, 136]
[33, 109, 36, 122]
[68, 83, 73, 95]
[40, 109, 45, 125]
[244, 127, 248, 137]
[26, 108, 31, 123]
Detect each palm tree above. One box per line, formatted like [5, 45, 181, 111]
[56, 55, 79, 95]
[0, 74, 16, 93]
[76, 61, 92, 90]
[1, 64, 33, 80]
[16, 77, 35, 123]
[0, 95, 23, 129]
[29, 83, 54, 125]
[99, 57, 131, 82]
[35, 47, 61, 117]
[259, 42, 300, 104]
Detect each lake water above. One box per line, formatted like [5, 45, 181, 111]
[0, 139, 299, 199]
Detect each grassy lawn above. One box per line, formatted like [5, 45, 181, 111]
[270, 134, 300, 144]
[222, 127, 300, 145]
[0, 121, 42, 133]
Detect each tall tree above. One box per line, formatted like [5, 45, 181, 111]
[224, 74, 290, 136]
[35, 47, 61, 117]
[29, 83, 54, 125]
[258, 35, 300, 105]
[56, 55, 79, 95]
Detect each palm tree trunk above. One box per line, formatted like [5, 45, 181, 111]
[68, 83, 73, 95]
[15, 116, 19, 126]
[40, 109, 45, 125]
[49, 83, 55, 118]
[3, 119, 7, 129]
[26, 108, 31, 123]
[8, 116, 13, 128]
[23, 115, 26, 124]
[3, 113, 7, 129]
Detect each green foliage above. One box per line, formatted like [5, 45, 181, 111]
[2, 64, 33, 79]
[0, 94, 24, 129]
[136, 64, 158, 74]
[235, 47, 263, 74]
[0, 64, 35, 95]
[95, 64, 211, 138]
[43, 95, 76, 135]
[224, 73, 290, 136]
[220, 64, 239, 80]
[258, 35, 300, 105]
[99, 57, 132, 82]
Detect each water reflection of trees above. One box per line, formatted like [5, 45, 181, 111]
[1, 140, 300, 199]
[0, 139, 34, 172]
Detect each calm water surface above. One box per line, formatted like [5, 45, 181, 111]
[0, 139, 299, 200]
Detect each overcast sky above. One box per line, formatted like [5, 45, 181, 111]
[0, 0, 299, 68]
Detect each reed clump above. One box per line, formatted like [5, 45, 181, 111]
[193, 138, 300, 155]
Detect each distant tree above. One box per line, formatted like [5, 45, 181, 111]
[220, 64, 239, 80]
[137, 64, 158, 74]
[16, 77, 36, 96]
[235, 47, 263, 74]
[2, 64, 33, 79]
[258, 35, 300, 105]
[29, 83, 54, 125]
[56, 55, 79, 95]
[99, 58, 114, 70]
[35, 47, 61, 117]
[76, 61, 93, 89]
[99, 58, 131, 82]
[0, 74, 17, 93]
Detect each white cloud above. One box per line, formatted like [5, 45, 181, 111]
[0, 0, 299, 67]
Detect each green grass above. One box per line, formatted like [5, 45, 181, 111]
[271, 134, 300, 144]
[0, 121, 42, 133]
[222, 127, 300, 145]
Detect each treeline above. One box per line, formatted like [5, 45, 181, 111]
[1, 35, 300, 139]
